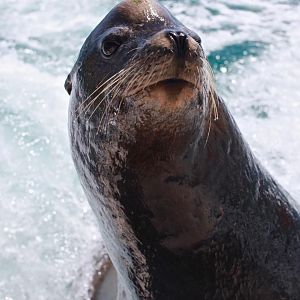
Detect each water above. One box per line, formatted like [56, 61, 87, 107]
[0, 0, 299, 299]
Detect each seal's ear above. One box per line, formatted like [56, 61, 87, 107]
[64, 74, 72, 95]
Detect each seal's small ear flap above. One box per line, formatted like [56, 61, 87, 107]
[64, 74, 72, 95]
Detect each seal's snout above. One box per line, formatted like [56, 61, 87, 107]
[167, 31, 188, 57]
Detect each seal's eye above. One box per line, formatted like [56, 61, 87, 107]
[101, 39, 120, 57]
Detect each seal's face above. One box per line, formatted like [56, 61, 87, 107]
[66, 0, 216, 134]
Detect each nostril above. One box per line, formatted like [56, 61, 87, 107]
[168, 31, 188, 57]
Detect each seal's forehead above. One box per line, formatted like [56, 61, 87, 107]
[117, 0, 166, 22]
[104, 0, 176, 27]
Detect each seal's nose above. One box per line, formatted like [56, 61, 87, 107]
[168, 31, 188, 57]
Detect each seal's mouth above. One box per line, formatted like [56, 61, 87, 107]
[149, 78, 195, 94]
[142, 77, 198, 105]
[123, 46, 203, 98]
[154, 78, 193, 87]
[128, 76, 197, 96]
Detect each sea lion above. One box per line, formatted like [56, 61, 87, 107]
[65, 0, 300, 299]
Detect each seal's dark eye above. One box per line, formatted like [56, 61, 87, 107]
[101, 39, 120, 57]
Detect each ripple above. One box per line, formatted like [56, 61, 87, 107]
[208, 40, 267, 72]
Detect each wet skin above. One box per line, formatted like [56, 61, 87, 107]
[66, 0, 300, 299]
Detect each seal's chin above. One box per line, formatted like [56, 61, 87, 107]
[155, 79, 193, 90]
[144, 78, 198, 107]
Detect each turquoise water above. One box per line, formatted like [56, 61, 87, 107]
[0, 0, 300, 299]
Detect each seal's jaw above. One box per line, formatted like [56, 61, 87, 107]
[143, 79, 198, 107]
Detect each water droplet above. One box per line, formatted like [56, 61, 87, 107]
[220, 67, 227, 73]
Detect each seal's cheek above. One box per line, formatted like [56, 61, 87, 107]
[64, 74, 72, 95]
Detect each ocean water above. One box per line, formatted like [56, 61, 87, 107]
[0, 0, 300, 299]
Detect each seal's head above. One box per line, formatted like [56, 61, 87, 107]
[66, 0, 217, 135]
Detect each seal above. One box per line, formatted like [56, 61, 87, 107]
[65, 0, 300, 299]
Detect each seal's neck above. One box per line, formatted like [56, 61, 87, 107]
[119, 97, 256, 252]
[125, 96, 254, 197]
[100, 96, 298, 299]
[114, 96, 261, 298]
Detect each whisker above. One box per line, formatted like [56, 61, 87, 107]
[94, 69, 135, 133]
[75, 68, 127, 114]
[75, 73, 127, 119]
[76, 65, 137, 119]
